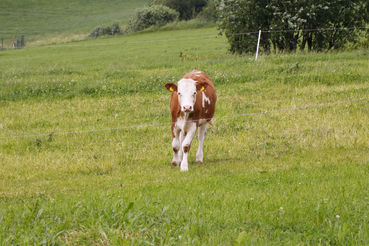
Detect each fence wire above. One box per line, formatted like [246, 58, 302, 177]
[1, 26, 368, 139]
[232, 26, 369, 36]
[1, 96, 368, 140]
[1, 26, 368, 49]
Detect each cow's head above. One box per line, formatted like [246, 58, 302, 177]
[165, 79, 207, 113]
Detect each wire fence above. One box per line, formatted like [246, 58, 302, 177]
[1, 26, 368, 49]
[1, 26, 368, 139]
[0, 36, 26, 49]
[1, 96, 368, 140]
[232, 26, 369, 36]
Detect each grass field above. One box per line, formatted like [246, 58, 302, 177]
[0, 27, 369, 244]
[0, 0, 148, 46]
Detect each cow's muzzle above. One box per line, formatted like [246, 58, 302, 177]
[182, 105, 193, 112]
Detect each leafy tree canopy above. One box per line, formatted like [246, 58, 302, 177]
[216, 0, 369, 53]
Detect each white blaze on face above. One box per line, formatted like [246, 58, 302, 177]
[177, 78, 197, 112]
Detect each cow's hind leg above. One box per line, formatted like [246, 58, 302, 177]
[171, 128, 182, 167]
[196, 123, 207, 163]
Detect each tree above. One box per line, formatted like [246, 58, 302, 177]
[216, 0, 369, 54]
[217, 0, 272, 54]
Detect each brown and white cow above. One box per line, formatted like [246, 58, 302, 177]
[165, 70, 217, 171]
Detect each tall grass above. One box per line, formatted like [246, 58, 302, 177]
[0, 28, 368, 244]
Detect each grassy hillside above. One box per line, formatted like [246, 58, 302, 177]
[0, 28, 369, 244]
[0, 0, 148, 45]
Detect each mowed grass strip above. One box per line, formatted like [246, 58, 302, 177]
[0, 28, 369, 244]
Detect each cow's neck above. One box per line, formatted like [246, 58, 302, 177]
[179, 111, 193, 121]
[184, 112, 190, 120]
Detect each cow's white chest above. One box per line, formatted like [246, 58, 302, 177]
[175, 116, 195, 132]
[202, 91, 211, 108]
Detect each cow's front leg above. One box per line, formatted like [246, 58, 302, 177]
[171, 127, 181, 167]
[180, 123, 197, 172]
[196, 123, 207, 163]
[178, 130, 184, 163]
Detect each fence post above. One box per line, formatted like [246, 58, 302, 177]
[1, 38, 3, 50]
[255, 30, 262, 61]
[21, 35, 25, 48]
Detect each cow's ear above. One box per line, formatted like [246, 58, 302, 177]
[196, 82, 208, 92]
[165, 83, 177, 92]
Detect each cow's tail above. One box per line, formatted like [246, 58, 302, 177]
[208, 118, 215, 126]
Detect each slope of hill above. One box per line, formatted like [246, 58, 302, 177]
[0, 0, 148, 46]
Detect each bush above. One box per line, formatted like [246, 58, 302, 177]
[89, 23, 123, 38]
[111, 23, 123, 35]
[149, 0, 207, 20]
[127, 5, 179, 32]
[89, 26, 111, 38]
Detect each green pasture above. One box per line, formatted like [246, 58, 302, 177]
[0, 0, 148, 45]
[0, 28, 369, 244]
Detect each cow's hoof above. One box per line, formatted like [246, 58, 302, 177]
[195, 159, 203, 163]
[171, 161, 179, 167]
[180, 167, 188, 172]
